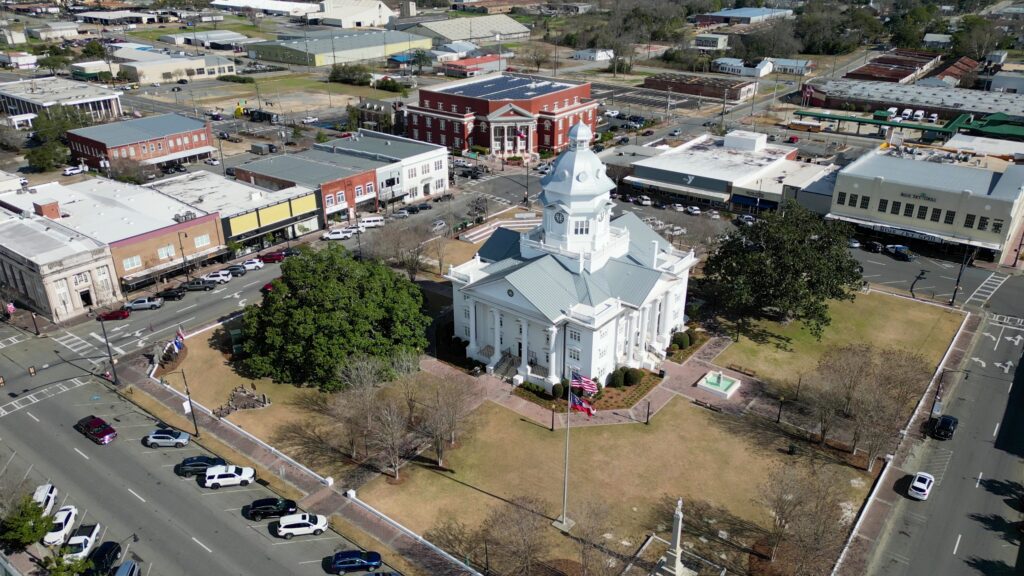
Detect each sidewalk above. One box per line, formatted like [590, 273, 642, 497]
[118, 356, 476, 576]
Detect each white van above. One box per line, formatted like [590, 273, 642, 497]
[886, 107, 899, 118]
[913, 110, 925, 121]
[928, 113, 939, 123]
[359, 215, 385, 228]
[901, 108, 913, 119]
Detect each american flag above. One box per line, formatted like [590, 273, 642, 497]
[570, 392, 595, 418]
[571, 371, 598, 394]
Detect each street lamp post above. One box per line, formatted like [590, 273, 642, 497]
[97, 317, 120, 386]
[164, 369, 200, 438]
[178, 231, 190, 281]
[931, 368, 968, 419]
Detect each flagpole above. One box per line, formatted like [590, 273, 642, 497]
[555, 375, 574, 532]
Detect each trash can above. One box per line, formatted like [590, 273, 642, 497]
[788, 444, 798, 456]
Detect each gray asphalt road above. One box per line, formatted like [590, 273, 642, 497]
[867, 309, 1023, 576]
[849, 249, 996, 306]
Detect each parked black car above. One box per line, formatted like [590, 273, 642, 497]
[406, 205, 421, 215]
[85, 541, 122, 576]
[933, 415, 958, 440]
[174, 456, 227, 477]
[415, 202, 432, 211]
[180, 279, 217, 291]
[246, 498, 298, 521]
[156, 286, 187, 301]
[174, 164, 188, 173]
[282, 246, 302, 258]
[592, 144, 605, 152]
[864, 241, 884, 253]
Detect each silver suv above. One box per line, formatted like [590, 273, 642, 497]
[143, 429, 191, 448]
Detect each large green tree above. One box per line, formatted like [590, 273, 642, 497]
[79, 40, 106, 60]
[240, 244, 430, 391]
[25, 142, 68, 172]
[38, 551, 93, 576]
[0, 495, 53, 551]
[703, 202, 863, 338]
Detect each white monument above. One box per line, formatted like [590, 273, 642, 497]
[658, 499, 697, 576]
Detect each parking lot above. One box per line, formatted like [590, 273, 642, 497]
[0, 374, 392, 576]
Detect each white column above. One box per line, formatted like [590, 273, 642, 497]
[519, 318, 529, 375]
[490, 308, 501, 366]
[546, 325, 559, 384]
[624, 312, 635, 361]
[661, 292, 674, 341]
[638, 305, 649, 358]
[468, 299, 478, 353]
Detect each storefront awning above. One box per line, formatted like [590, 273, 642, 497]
[827, 213, 1003, 251]
[141, 146, 217, 165]
[623, 176, 730, 202]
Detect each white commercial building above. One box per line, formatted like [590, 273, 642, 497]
[713, 57, 773, 77]
[0, 52, 36, 69]
[313, 129, 450, 202]
[572, 49, 614, 61]
[311, 0, 395, 27]
[118, 54, 236, 83]
[0, 77, 123, 128]
[78, 11, 158, 24]
[693, 33, 728, 51]
[210, 0, 321, 17]
[0, 209, 122, 322]
[447, 123, 697, 389]
[27, 22, 80, 41]
[158, 30, 249, 46]
[829, 149, 1024, 265]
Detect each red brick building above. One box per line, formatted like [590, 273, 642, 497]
[67, 113, 215, 170]
[405, 74, 598, 157]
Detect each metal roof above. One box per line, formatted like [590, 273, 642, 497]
[315, 129, 445, 160]
[0, 209, 107, 267]
[253, 29, 428, 55]
[239, 149, 384, 188]
[69, 114, 206, 147]
[145, 171, 312, 217]
[433, 73, 578, 100]
[0, 76, 121, 106]
[161, 30, 248, 42]
[840, 151, 1008, 197]
[808, 78, 1024, 116]
[706, 7, 792, 18]
[410, 14, 529, 41]
[477, 226, 522, 262]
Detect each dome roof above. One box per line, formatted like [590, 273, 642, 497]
[538, 122, 614, 204]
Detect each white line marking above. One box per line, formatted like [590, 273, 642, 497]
[74, 448, 90, 460]
[25, 411, 39, 422]
[177, 304, 197, 313]
[191, 537, 213, 553]
[866, 260, 887, 265]
[994, 422, 1000, 437]
[953, 534, 962, 555]
[128, 488, 146, 503]
[297, 559, 323, 564]
[243, 280, 260, 287]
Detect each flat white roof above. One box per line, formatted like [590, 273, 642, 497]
[144, 171, 312, 217]
[738, 159, 831, 194]
[945, 134, 1024, 158]
[633, 134, 796, 183]
[0, 77, 121, 106]
[0, 209, 108, 267]
[0, 179, 208, 244]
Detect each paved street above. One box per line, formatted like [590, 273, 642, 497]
[0, 334, 389, 575]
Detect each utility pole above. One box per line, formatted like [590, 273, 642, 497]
[98, 318, 120, 386]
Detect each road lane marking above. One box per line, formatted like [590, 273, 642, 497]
[866, 260, 887, 266]
[953, 534, 962, 555]
[994, 422, 1000, 437]
[177, 304, 197, 313]
[128, 489, 146, 503]
[243, 280, 260, 287]
[25, 412, 39, 422]
[298, 560, 322, 565]
[74, 448, 90, 460]
[191, 537, 212, 553]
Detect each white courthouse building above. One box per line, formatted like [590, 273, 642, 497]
[447, 124, 697, 390]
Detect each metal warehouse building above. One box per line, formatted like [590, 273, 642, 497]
[247, 29, 432, 66]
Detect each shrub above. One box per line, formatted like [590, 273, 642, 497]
[551, 383, 564, 401]
[669, 343, 679, 352]
[376, 78, 405, 93]
[672, 330, 691, 349]
[625, 368, 643, 386]
[218, 74, 255, 84]
[607, 368, 624, 388]
[470, 145, 489, 155]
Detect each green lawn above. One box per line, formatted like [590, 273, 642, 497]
[715, 291, 964, 385]
[359, 398, 870, 561]
[218, 74, 383, 98]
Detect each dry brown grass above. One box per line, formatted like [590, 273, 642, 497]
[160, 332, 309, 442]
[358, 398, 870, 562]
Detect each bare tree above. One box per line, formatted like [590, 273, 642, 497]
[573, 501, 620, 576]
[522, 44, 552, 72]
[481, 496, 551, 575]
[272, 420, 350, 468]
[858, 391, 901, 473]
[875, 349, 932, 413]
[392, 348, 421, 378]
[806, 377, 844, 446]
[336, 354, 386, 390]
[755, 464, 806, 562]
[430, 234, 449, 275]
[412, 375, 473, 467]
[817, 344, 875, 416]
[367, 223, 430, 280]
[424, 515, 481, 566]
[366, 395, 410, 479]
[777, 464, 850, 576]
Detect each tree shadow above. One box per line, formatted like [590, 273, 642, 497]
[979, 478, 1024, 512]
[721, 316, 794, 351]
[708, 409, 855, 469]
[416, 464, 557, 522]
[968, 512, 1021, 547]
[963, 556, 1018, 576]
[648, 494, 766, 574]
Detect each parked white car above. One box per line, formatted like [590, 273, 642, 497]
[65, 523, 100, 560]
[671, 204, 686, 212]
[908, 472, 934, 500]
[204, 158, 220, 166]
[32, 484, 58, 516]
[392, 210, 410, 219]
[340, 225, 365, 235]
[242, 258, 265, 271]
[274, 513, 328, 539]
[301, 116, 319, 124]
[62, 166, 86, 176]
[431, 219, 447, 233]
[604, 110, 620, 118]
[321, 228, 354, 241]
[43, 506, 78, 546]
[201, 270, 232, 284]
[685, 206, 701, 216]
[202, 465, 255, 489]
[637, 195, 653, 206]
